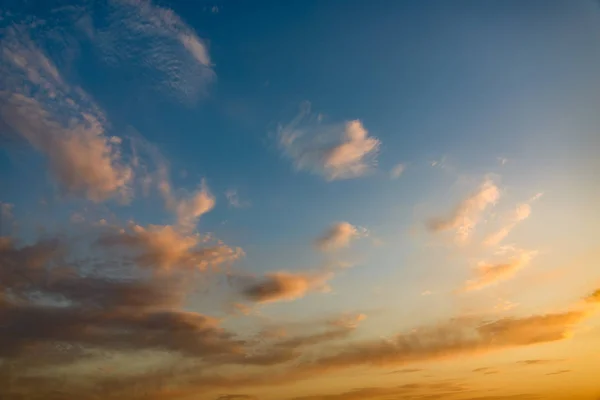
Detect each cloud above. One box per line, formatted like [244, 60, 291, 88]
[517, 359, 564, 366]
[226, 189, 250, 208]
[473, 367, 499, 374]
[0, 202, 14, 220]
[290, 381, 468, 400]
[545, 370, 570, 376]
[167, 184, 215, 229]
[91, 0, 215, 103]
[484, 194, 542, 246]
[0, 235, 245, 362]
[585, 289, 600, 303]
[329, 313, 367, 329]
[428, 179, 499, 242]
[98, 223, 243, 271]
[390, 163, 405, 179]
[240, 271, 333, 304]
[306, 309, 590, 370]
[216, 396, 258, 400]
[387, 368, 423, 374]
[0, 27, 134, 202]
[278, 102, 380, 180]
[462, 250, 537, 292]
[315, 222, 361, 252]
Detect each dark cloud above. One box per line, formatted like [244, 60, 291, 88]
[240, 271, 332, 304]
[546, 370, 571, 376]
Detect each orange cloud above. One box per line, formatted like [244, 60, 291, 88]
[290, 381, 468, 400]
[241, 271, 333, 304]
[484, 194, 542, 246]
[462, 250, 537, 291]
[585, 289, 600, 303]
[315, 222, 361, 251]
[307, 309, 589, 369]
[428, 179, 499, 242]
[98, 223, 243, 271]
[1, 95, 133, 202]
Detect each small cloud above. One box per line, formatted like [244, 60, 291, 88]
[517, 359, 565, 366]
[315, 222, 363, 252]
[330, 313, 367, 329]
[240, 271, 333, 304]
[462, 249, 537, 291]
[497, 157, 508, 165]
[231, 303, 253, 316]
[389, 163, 405, 179]
[211, 6, 220, 13]
[225, 189, 250, 208]
[473, 367, 498, 374]
[278, 102, 380, 181]
[98, 223, 243, 271]
[159, 174, 215, 229]
[494, 298, 519, 311]
[427, 178, 499, 243]
[421, 290, 432, 296]
[0, 202, 14, 219]
[387, 368, 422, 374]
[484, 194, 542, 247]
[70, 212, 85, 224]
[546, 370, 571, 376]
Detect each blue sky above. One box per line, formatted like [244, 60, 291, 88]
[1, 1, 600, 399]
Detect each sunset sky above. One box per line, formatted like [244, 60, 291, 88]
[1, 1, 599, 399]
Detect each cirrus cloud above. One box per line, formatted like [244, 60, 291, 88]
[278, 102, 380, 180]
[428, 178, 499, 243]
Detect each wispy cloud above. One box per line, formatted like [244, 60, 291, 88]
[428, 178, 500, 243]
[278, 102, 380, 180]
[484, 193, 542, 246]
[517, 359, 565, 366]
[389, 163, 405, 179]
[92, 0, 215, 103]
[0, 29, 133, 202]
[546, 370, 570, 376]
[225, 189, 250, 208]
[462, 249, 538, 292]
[315, 222, 363, 252]
[291, 381, 468, 400]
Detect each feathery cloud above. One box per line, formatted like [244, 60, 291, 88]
[462, 250, 538, 292]
[225, 189, 250, 208]
[0, 28, 133, 202]
[307, 309, 589, 370]
[93, 0, 215, 103]
[428, 179, 499, 242]
[484, 194, 542, 246]
[278, 102, 380, 180]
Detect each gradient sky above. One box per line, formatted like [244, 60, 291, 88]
[1, 1, 599, 399]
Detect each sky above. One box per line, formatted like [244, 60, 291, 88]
[0, 0, 600, 399]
